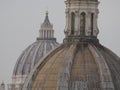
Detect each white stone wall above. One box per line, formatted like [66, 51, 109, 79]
[8, 75, 26, 90]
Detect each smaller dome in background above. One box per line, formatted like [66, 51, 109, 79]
[8, 11, 59, 90]
[13, 40, 59, 76]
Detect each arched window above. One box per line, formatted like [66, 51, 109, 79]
[47, 30, 48, 38]
[44, 30, 46, 38]
[91, 13, 94, 36]
[71, 12, 75, 35]
[80, 12, 86, 36]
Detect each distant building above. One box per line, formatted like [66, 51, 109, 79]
[8, 11, 59, 90]
[22, 0, 120, 90]
[0, 82, 5, 90]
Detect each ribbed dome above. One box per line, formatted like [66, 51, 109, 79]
[9, 11, 59, 90]
[13, 11, 59, 76]
[24, 44, 120, 90]
[22, 0, 120, 89]
[13, 40, 59, 76]
[23, 43, 120, 90]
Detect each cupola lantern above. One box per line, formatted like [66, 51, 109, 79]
[64, 0, 99, 43]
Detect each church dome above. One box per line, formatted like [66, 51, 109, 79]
[13, 40, 59, 76]
[13, 11, 59, 76]
[23, 43, 120, 90]
[9, 11, 59, 90]
[22, 0, 120, 90]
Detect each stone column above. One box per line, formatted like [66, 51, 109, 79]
[50, 30, 51, 38]
[85, 12, 91, 36]
[75, 10, 79, 36]
[48, 30, 50, 38]
[64, 9, 70, 36]
[93, 12, 99, 36]
[52, 30, 54, 38]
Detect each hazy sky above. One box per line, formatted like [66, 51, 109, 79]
[0, 0, 120, 85]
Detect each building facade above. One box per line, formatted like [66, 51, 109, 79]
[0, 82, 5, 90]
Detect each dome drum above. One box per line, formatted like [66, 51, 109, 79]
[36, 37, 57, 41]
[63, 36, 99, 46]
[65, 0, 99, 6]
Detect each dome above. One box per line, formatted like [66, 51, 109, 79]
[13, 40, 59, 76]
[22, 0, 120, 89]
[9, 11, 59, 90]
[12, 11, 59, 77]
[23, 42, 120, 90]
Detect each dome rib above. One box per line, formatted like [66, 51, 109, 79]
[21, 43, 37, 75]
[99, 47, 120, 90]
[57, 44, 77, 89]
[89, 44, 115, 89]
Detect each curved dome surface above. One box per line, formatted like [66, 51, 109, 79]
[23, 42, 120, 90]
[13, 40, 59, 76]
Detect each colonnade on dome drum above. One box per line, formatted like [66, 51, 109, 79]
[64, 0, 99, 38]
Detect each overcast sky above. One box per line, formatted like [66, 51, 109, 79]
[0, 0, 120, 85]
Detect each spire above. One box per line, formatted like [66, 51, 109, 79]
[44, 11, 49, 24]
[64, 0, 99, 43]
[41, 11, 52, 28]
[46, 10, 48, 17]
[37, 11, 55, 40]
